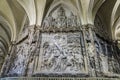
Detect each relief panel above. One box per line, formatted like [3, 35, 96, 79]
[42, 7, 81, 32]
[39, 32, 84, 73]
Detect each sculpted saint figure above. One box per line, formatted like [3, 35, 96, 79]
[70, 12, 77, 27]
[28, 26, 35, 45]
[56, 7, 66, 28]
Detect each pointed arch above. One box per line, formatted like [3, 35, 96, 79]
[45, 0, 79, 18]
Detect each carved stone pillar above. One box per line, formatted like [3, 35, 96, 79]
[0, 41, 16, 77]
[81, 25, 89, 74]
[31, 25, 42, 75]
[87, 24, 98, 76]
[25, 25, 41, 76]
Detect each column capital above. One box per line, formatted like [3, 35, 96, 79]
[35, 25, 41, 30]
[87, 24, 96, 30]
[28, 24, 41, 31]
[81, 25, 89, 30]
[81, 24, 96, 30]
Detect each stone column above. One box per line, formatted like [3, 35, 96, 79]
[87, 24, 98, 76]
[25, 25, 41, 76]
[32, 25, 42, 75]
[81, 25, 90, 75]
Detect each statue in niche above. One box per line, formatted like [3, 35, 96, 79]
[67, 17, 71, 28]
[87, 42, 96, 72]
[85, 30, 90, 41]
[70, 12, 77, 27]
[56, 7, 67, 28]
[28, 26, 35, 45]
[88, 42, 95, 57]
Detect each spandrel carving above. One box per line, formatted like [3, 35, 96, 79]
[39, 32, 84, 73]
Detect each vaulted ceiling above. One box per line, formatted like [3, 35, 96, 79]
[0, 0, 120, 54]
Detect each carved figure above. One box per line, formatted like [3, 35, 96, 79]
[28, 26, 35, 45]
[56, 7, 66, 28]
[70, 12, 77, 27]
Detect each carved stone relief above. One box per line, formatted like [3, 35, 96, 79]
[8, 42, 28, 76]
[39, 32, 84, 73]
[42, 7, 81, 32]
[7, 25, 40, 76]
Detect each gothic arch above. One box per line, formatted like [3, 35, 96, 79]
[45, 1, 79, 19]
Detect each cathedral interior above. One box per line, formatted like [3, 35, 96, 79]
[0, 0, 120, 79]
